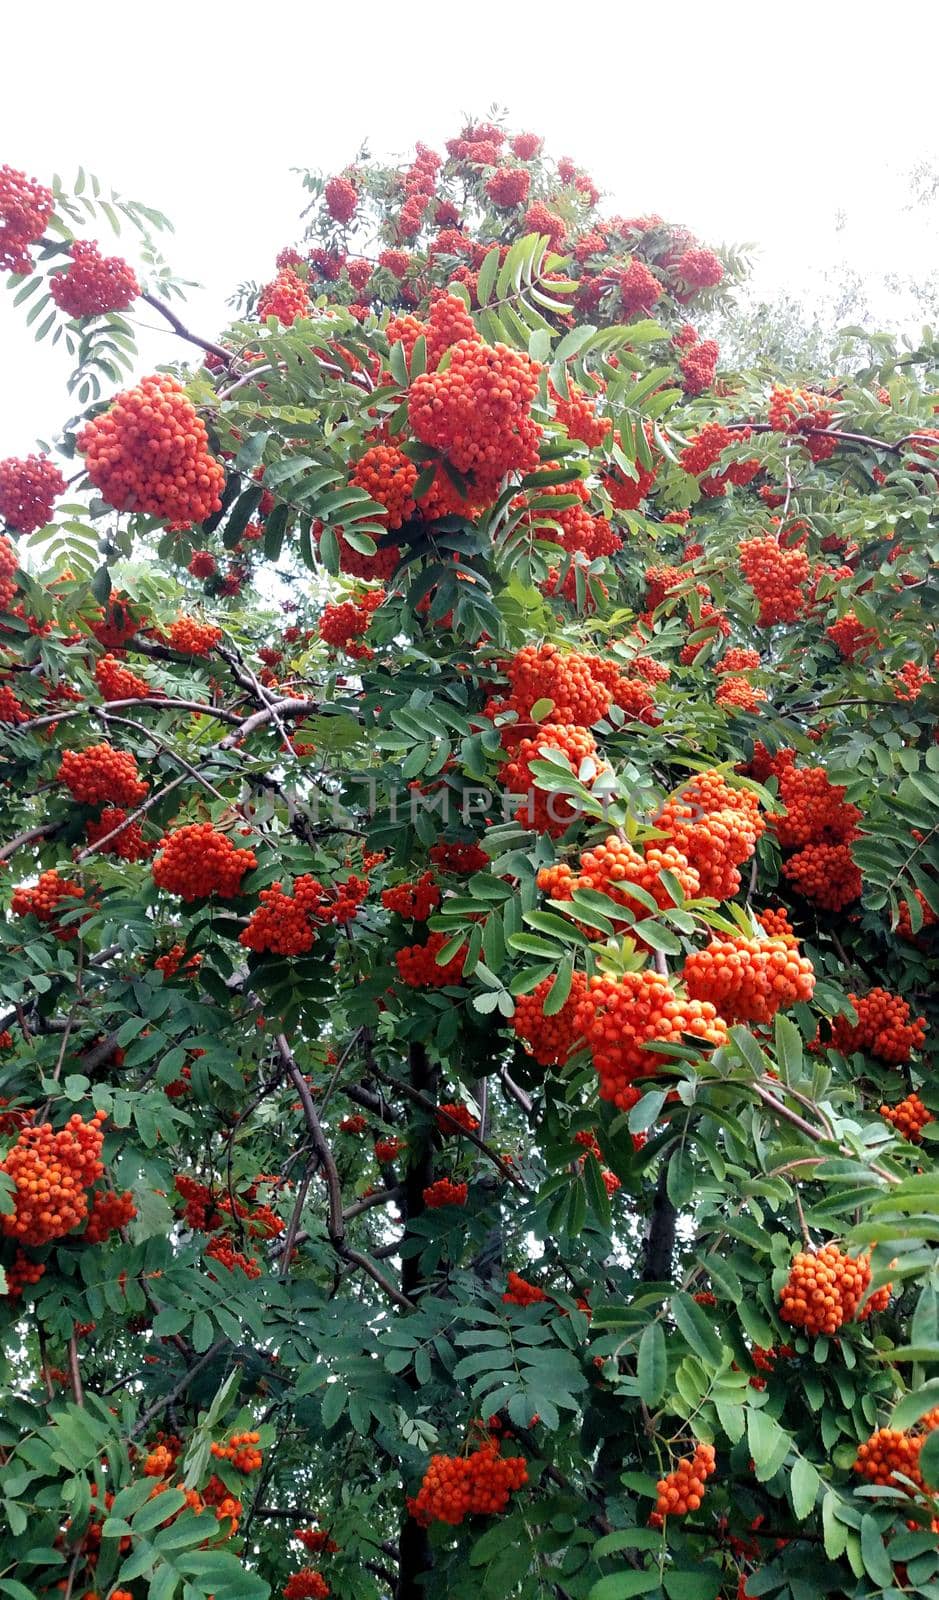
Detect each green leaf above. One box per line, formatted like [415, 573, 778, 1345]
[663, 1568, 723, 1600]
[588, 1575, 661, 1600]
[132, 1486, 185, 1532]
[747, 1409, 790, 1481]
[670, 1293, 724, 1367]
[790, 1456, 820, 1519]
[860, 1513, 894, 1587]
[918, 1427, 939, 1488]
[773, 1013, 803, 1080]
[892, 1381, 939, 1432]
[637, 1320, 667, 1407]
[476, 245, 501, 307]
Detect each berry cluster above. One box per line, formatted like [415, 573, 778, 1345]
[374, 1136, 404, 1164]
[657, 771, 765, 899]
[408, 337, 541, 505]
[767, 385, 836, 459]
[351, 443, 418, 529]
[396, 931, 467, 987]
[828, 988, 927, 1064]
[739, 538, 810, 625]
[499, 722, 604, 836]
[318, 589, 383, 654]
[853, 1416, 939, 1494]
[550, 382, 611, 448]
[0, 454, 66, 535]
[77, 375, 225, 528]
[715, 676, 767, 713]
[188, 549, 217, 579]
[682, 933, 815, 1024]
[503, 1271, 548, 1306]
[428, 840, 490, 874]
[258, 267, 310, 325]
[651, 1442, 717, 1523]
[779, 1246, 887, 1335]
[83, 1188, 136, 1243]
[498, 642, 612, 726]
[152, 824, 258, 901]
[294, 1528, 339, 1555]
[679, 337, 719, 396]
[94, 654, 154, 700]
[241, 873, 368, 953]
[880, 1093, 933, 1143]
[11, 869, 86, 938]
[782, 841, 862, 911]
[0, 1110, 106, 1245]
[283, 1570, 331, 1600]
[423, 1178, 468, 1208]
[211, 1431, 263, 1473]
[485, 166, 531, 208]
[57, 742, 148, 807]
[679, 422, 757, 494]
[168, 616, 223, 655]
[0, 533, 18, 610]
[512, 973, 589, 1067]
[771, 761, 861, 850]
[0, 165, 53, 272]
[381, 872, 440, 920]
[826, 610, 880, 661]
[437, 1102, 480, 1135]
[50, 240, 139, 318]
[325, 174, 358, 223]
[574, 970, 727, 1109]
[409, 1442, 528, 1525]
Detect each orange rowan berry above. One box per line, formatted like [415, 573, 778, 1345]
[829, 988, 927, 1065]
[424, 289, 477, 368]
[85, 807, 154, 861]
[408, 337, 541, 506]
[574, 970, 727, 1109]
[658, 771, 765, 900]
[739, 537, 809, 625]
[880, 1094, 933, 1142]
[0, 164, 53, 272]
[188, 550, 218, 579]
[351, 444, 418, 529]
[428, 840, 490, 874]
[284, 1570, 331, 1599]
[826, 610, 880, 661]
[168, 616, 222, 656]
[772, 765, 861, 849]
[294, 1527, 339, 1555]
[11, 870, 86, 939]
[410, 1441, 527, 1525]
[319, 589, 384, 653]
[94, 654, 155, 701]
[779, 1246, 878, 1336]
[84, 1188, 136, 1243]
[374, 1136, 403, 1164]
[782, 842, 861, 910]
[499, 722, 605, 836]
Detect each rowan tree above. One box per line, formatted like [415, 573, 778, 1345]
[0, 122, 938, 1600]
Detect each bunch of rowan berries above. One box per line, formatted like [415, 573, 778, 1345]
[782, 841, 862, 911]
[395, 932, 466, 988]
[211, 1430, 263, 1473]
[511, 973, 589, 1067]
[11, 869, 86, 938]
[316, 522, 401, 582]
[771, 763, 861, 849]
[678, 422, 738, 478]
[588, 662, 660, 723]
[853, 1416, 939, 1493]
[828, 988, 927, 1064]
[339, 1115, 368, 1135]
[715, 676, 767, 713]
[779, 1246, 888, 1335]
[600, 429, 658, 509]
[437, 1102, 480, 1135]
[880, 1093, 933, 1142]
[0, 454, 66, 535]
[651, 1442, 717, 1525]
[410, 1441, 528, 1525]
[188, 550, 218, 579]
[325, 174, 358, 223]
[408, 336, 541, 504]
[498, 642, 612, 726]
[738, 537, 810, 626]
[350, 443, 418, 529]
[318, 589, 383, 653]
[83, 1188, 136, 1243]
[152, 823, 257, 901]
[826, 611, 880, 660]
[499, 722, 604, 836]
[77, 375, 225, 527]
[503, 1271, 548, 1306]
[485, 167, 531, 207]
[0, 1109, 107, 1245]
[680, 338, 719, 395]
[423, 1178, 468, 1209]
[57, 742, 148, 807]
[675, 247, 724, 288]
[206, 1234, 262, 1279]
[167, 615, 222, 655]
[429, 840, 490, 874]
[657, 771, 765, 900]
[423, 289, 478, 369]
[5, 1249, 46, 1298]
[0, 164, 53, 272]
[93, 654, 154, 701]
[549, 381, 611, 447]
[768, 385, 836, 457]
[574, 833, 701, 914]
[294, 1528, 339, 1555]
[283, 1570, 331, 1599]
[683, 934, 815, 1024]
[50, 240, 139, 317]
[382, 872, 441, 920]
[257, 267, 310, 325]
[574, 970, 727, 1109]
[617, 257, 662, 316]
[374, 1136, 403, 1164]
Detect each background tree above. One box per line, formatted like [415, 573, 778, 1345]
[0, 119, 938, 1600]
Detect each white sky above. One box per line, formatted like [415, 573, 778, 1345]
[2, 0, 938, 455]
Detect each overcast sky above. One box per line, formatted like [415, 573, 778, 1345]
[3, 0, 938, 454]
